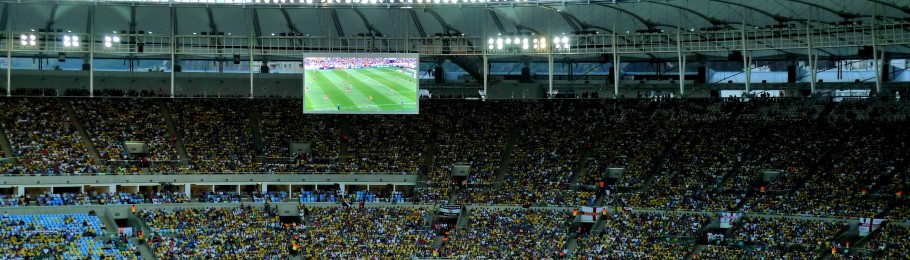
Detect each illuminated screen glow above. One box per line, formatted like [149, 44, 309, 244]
[303, 53, 419, 114]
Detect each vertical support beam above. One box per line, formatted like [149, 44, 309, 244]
[873, 49, 884, 93]
[613, 54, 620, 97]
[679, 55, 686, 96]
[745, 53, 752, 92]
[249, 8, 255, 99]
[676, 28, 685, 96]
[873, 4, 883, 94]
[612, 26, 619, 97]
[807, 9, 816, 94]
[810, 52, 818, 93]
[872, 9, 882, 94]
[169, 6, 176, 98]
[184, 184, 191, 199]
[482, 54, 488, 99]
[548, 53, 554, 99]
[88, 5, 95, 98]
[6, 30, 11, 97]
[741, 18, 750, 93]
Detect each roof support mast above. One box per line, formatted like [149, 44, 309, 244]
[872, 3, 883, 94]
[742, 10, 750, 93]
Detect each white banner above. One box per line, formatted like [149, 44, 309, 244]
[440, 205, 463, 217]
[858, 218, 886, 236]
[581, 207, 599, 223]
[719, 212, 742, 229]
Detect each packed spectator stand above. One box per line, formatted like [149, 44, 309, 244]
[0, 213, 138, 259]
[1, 97, 910, 258]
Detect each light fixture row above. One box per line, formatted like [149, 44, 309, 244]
[487, 36, 569, 51]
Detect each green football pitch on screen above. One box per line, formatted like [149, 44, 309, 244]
[303, 55, 419, 114]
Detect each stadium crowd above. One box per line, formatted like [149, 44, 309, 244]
[0, 98, 102, 175]
[0, 191, 189, 207]
[74, 98, 181, 174]
[697, 217, 846, 259]
[257, 99, 342, 173]
[0, 213, 137, 259]
[575, 212, 708, 259]
[172, 99, 257, 173]
[140, 206, 292, 259]
[441, 208, 570, 258]
[297, 206, 435, 258]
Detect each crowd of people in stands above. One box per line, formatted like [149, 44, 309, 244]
[258, 99, 342, 173]
[0, 98, 103, 175]
[576, 212, 707, 259]
[0, 213, 137, 259]
[75, 98, 181, 174]
[297, 206, 435, 258]
[140, 206, 292, 259]
[0, 98, 909, 223]
[172, 99, 257, 173]
[698, 217, 846, 259]
[420, 101, 515, 203]
[441, 208, 570, 258]
[0, 191, 189, 207]
[859, 222, 909, 259]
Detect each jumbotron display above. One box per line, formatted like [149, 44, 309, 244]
[303, 53, 419, 114]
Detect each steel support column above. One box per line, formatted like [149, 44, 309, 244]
[548, 52, 554, 99]
[170, 35, 176, 98]
[6, 30, 11, 97]
[873, 49, 884, 93]
[677, 29, 685, 96]
[482, 54, 488, 99]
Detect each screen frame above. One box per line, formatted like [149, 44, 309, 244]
[302, 52, 420, 115]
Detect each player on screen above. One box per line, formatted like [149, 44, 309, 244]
[324, 95, 328, 101]
[369, 96, 373, 101]
[347, 87, 351, 93]
[337, 104, 341, 110]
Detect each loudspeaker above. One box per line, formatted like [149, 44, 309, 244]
[261, 64, 270, 74]
[81, 63, 91, 71]
[433, 66, 445, 83]
[519, 67, 532, 83]
[800, 89, 812, 97]
[787, 65, 797, 83]
[710, 90, 720, 98]
[857, 46, 874, 57]
[728, 51, 743, 61]
[696, 66, 706, 83]
[174, 65, 182, 72]
[882, 63, 890, 82]
[58, 53, 65, 62]
[137, 43, 145, 53]
[233, 54, 241, 64]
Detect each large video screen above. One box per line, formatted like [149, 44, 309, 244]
[303, 53, 419, 114]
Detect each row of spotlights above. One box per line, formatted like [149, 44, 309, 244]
[62, 35, 80, 47]
[19, 34, 36, 46]
[488, 37, 557, 50]
[103, 35, 122, 47]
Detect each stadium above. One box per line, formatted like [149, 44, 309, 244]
[0, 0, 909, 259]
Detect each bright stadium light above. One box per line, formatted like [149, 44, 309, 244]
[505, 38, 511, 44]
[513, 37, 520, 44]
[496, 44, 503, 50]
[553, 37, 560, 44]
[488, 38, 494, 44]
[522, 43, 529, 50]
[488, 44, 493, 50]
[103, 35, 119, 48]
[496, 38, 503, 45]
[562, 36, 569, 44]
